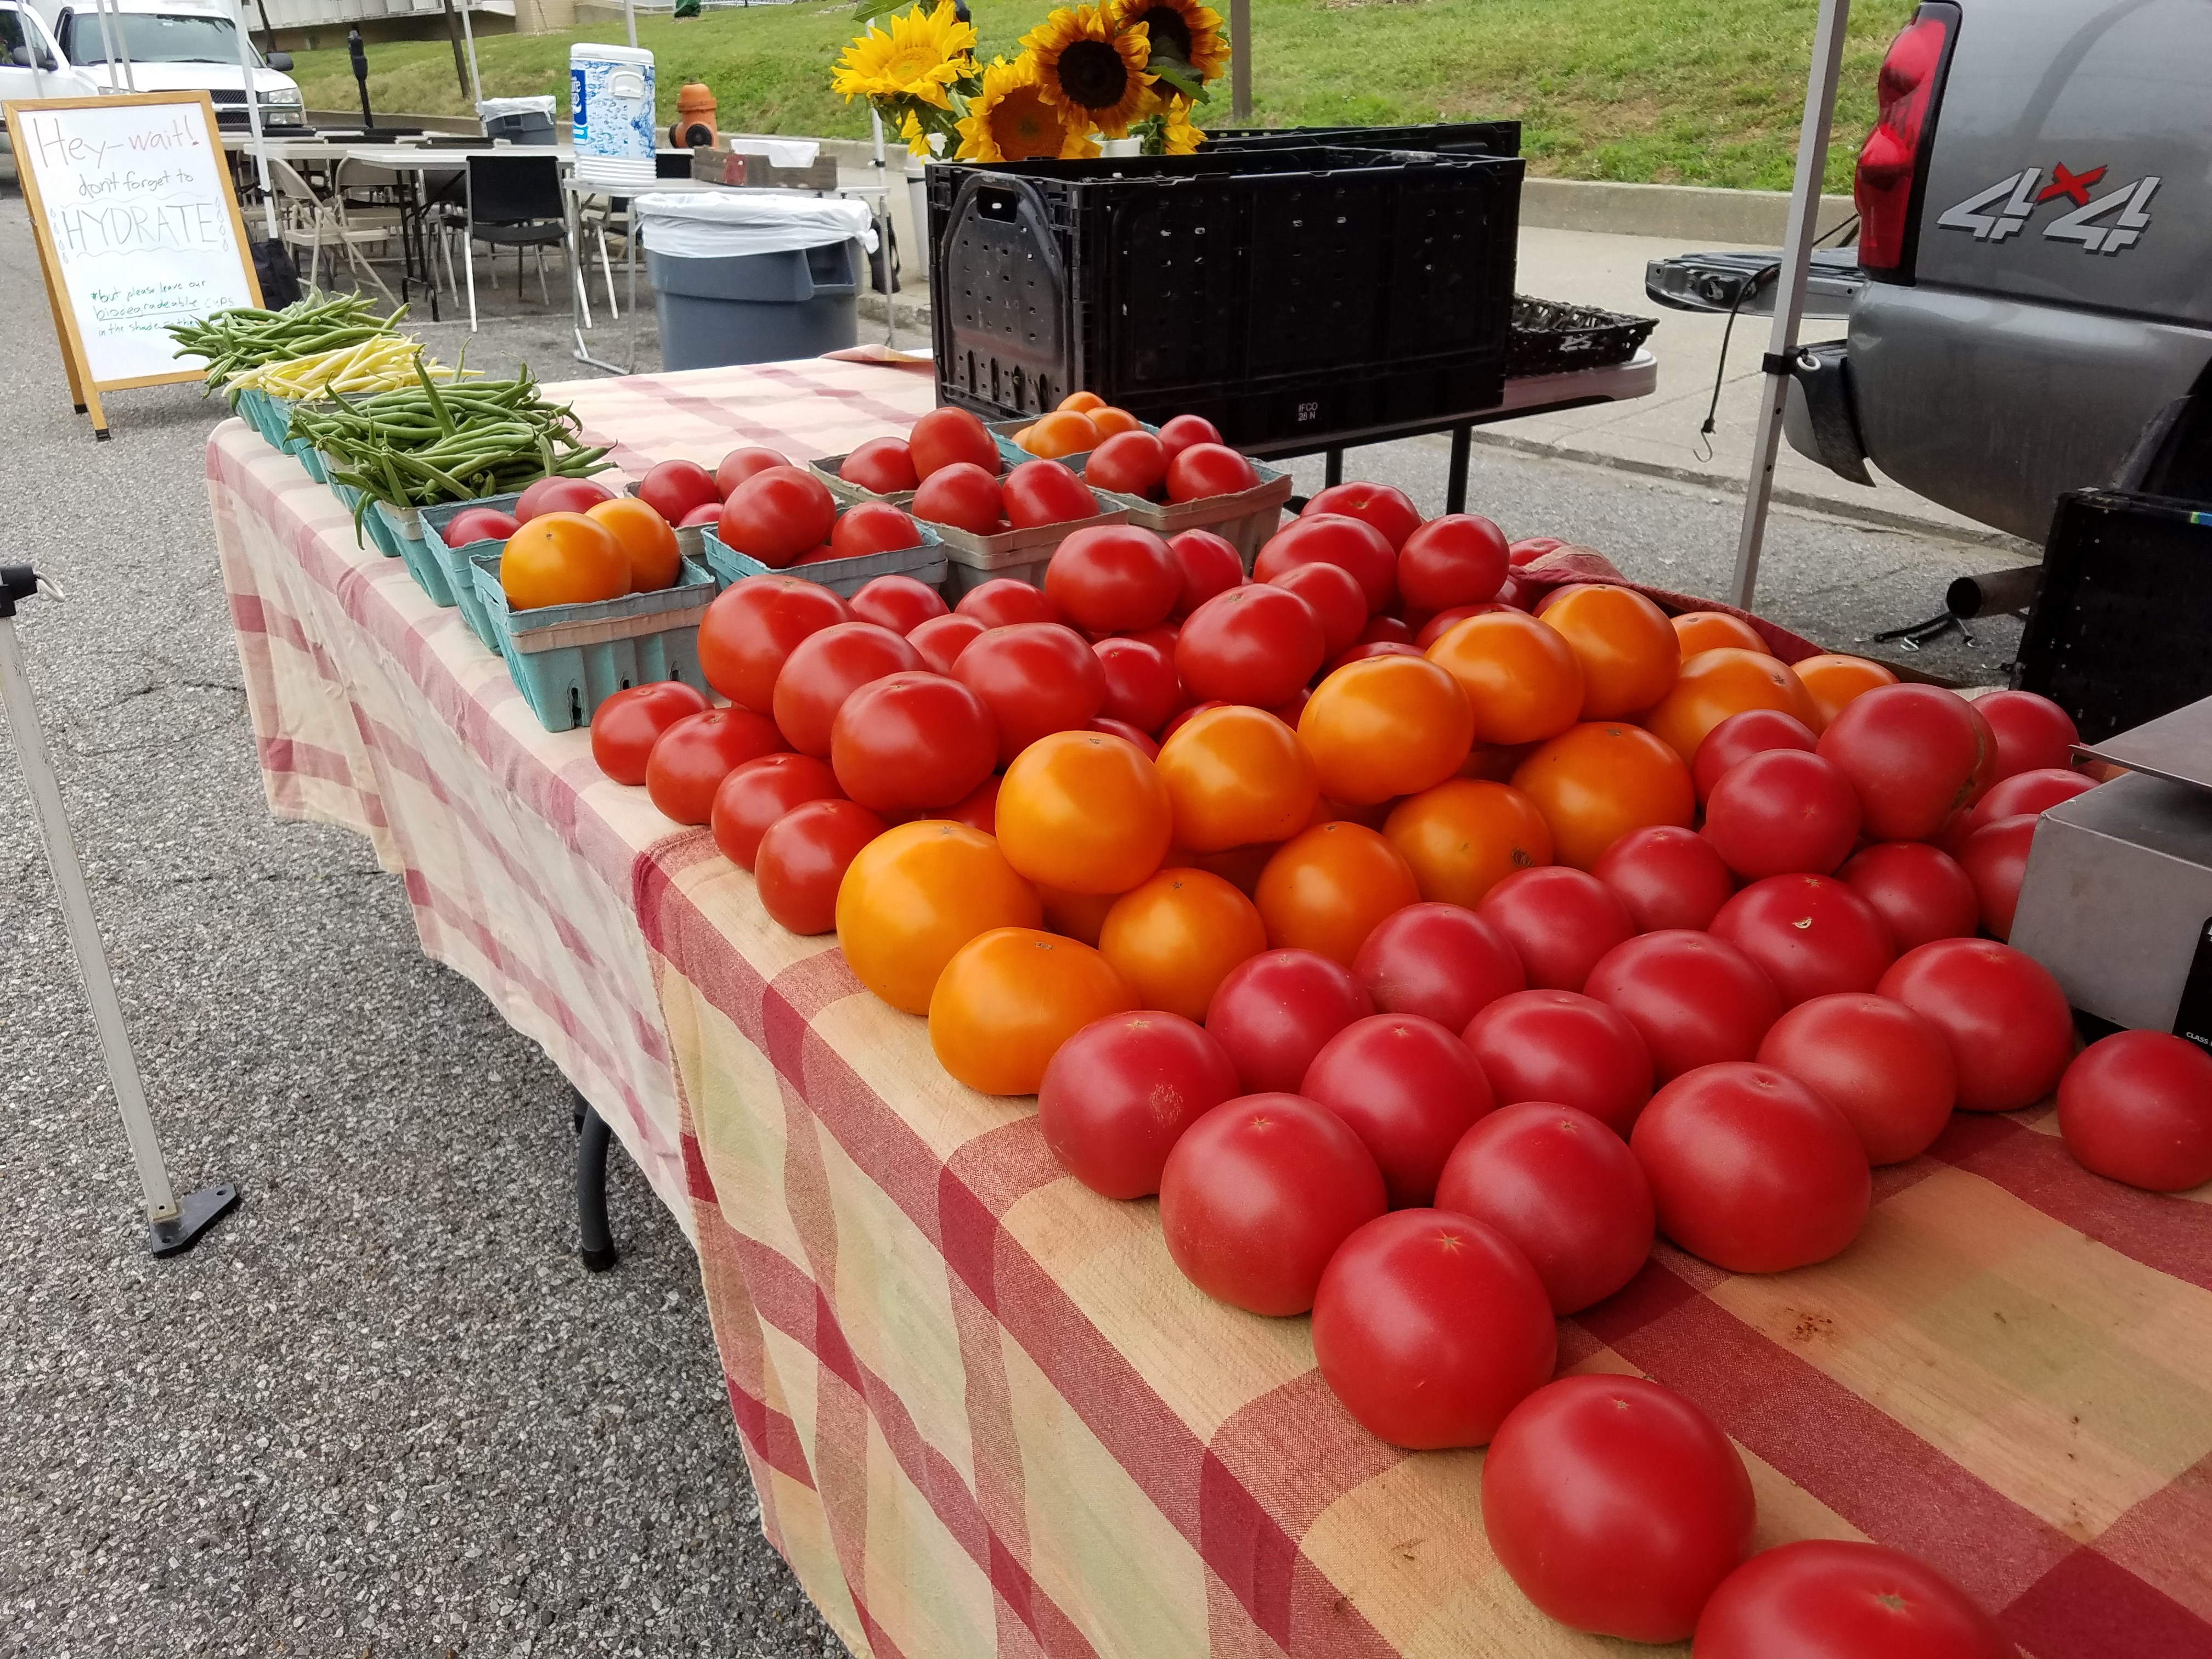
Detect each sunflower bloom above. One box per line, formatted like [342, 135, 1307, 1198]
[1109, 0, 1228, 84]
[1021, 5, 1156, 139]
[955, 55, 1102, 162]
[1160, 100, 1204, 155]
[833, 1, 978, 111]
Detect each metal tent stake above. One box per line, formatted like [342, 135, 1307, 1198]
[0, 568, 239, 1256]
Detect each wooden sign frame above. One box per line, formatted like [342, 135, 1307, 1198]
[3, 91, 262, 439]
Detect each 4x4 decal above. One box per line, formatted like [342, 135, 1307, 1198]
[1937, 166, 2161, 253]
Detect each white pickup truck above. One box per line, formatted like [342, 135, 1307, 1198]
[30, 0, 306, 132]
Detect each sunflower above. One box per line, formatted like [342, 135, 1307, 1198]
[1160, 100, 1204, 155]
[955, 55, 1103, 162]
[1020, 6, 1156, 140]
[832, 1, 977, 111]
[1110, 0, 1228, 86]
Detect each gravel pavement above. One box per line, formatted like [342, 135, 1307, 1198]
[0, 191, 2021, 1657]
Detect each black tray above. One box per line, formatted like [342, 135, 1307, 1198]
[1508, 296, 1658, 378]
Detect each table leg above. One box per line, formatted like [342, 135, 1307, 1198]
[1323, 448, 1344, 489]
[569, 188, 632, 376]
[1446, 424, 1471, 515]
[573, 1088, 618, 1273]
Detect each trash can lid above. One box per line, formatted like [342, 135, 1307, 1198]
[636, 191, 878, 260]
[477, 97, 558, 120]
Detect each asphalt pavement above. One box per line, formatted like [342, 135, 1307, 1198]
[0, 187, 2023, 1656]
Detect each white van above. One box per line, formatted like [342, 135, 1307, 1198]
[1, 0, 100, 129]
[33, 0, 306, 131]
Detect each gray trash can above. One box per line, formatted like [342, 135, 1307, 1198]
[636, 190, 877, 372]
[477, 97, 558, 146]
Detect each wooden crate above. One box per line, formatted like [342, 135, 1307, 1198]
[689, 145, 840, 191]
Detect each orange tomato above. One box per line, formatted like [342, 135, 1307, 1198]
[1298, 655, 1474, 805]
[1383, 779, 1554, 907]
[586, 496, 682, 593]
[1040, 884, 1119, 946]
[1511, 721, 1695, 870]
[1671, 611, 1767, 659]
[929, 927, 1137, 1095]
[1543, 585, 1679, 718]
[1058, 391, 1107, 414]
[1098, 867, 1267, 1020]
[1022, 410, 1102, 459]
[1426, 612, 1585, 746]
[1156, 706, 1319, 852]
[1254, 821, 1421, 966]
[1460, 742, 1539, 782]
[500, 512, 630, 610]
[1793, 653, 1898, 731]
[1088, 406, 1142, 437]
[996, 730, 1173, 895]
[835, 821, 1042, 1014]
[1640, 648, 1819, 765]
[1170, 840, 1278, 898]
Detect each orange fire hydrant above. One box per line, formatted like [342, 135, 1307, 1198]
[670, 84, 718, 149]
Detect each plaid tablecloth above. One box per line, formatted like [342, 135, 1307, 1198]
[210, 358, 2212, 1659]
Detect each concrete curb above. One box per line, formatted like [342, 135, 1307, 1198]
[1519, 177, 1857, 246]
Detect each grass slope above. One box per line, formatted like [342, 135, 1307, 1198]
[290, 0, 1913, 191]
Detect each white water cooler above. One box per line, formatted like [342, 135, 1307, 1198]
[571, 43, 656, 187]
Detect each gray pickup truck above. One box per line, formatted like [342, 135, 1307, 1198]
[1650, 0, 2212, 543]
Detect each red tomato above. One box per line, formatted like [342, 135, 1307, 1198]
[514, 475, 614, 522]
[1302, 481, 1423, 552]
[1435, 1101, 1655, 1313]
[829, 501, 921, 561]
[1701, 749, 1863, 881]
[1509, 536, 1566, 566]
[1474, 866, 1634, 994]
[911, 461, 1004, 535]
[1037, 1011, 1240, 1199]
[1093, 636, 1181, 733]
[1301, 1013, 1497, 1207]
[589, 680, 710, 786]
[1817, 684, 1996, 842]
[640, 706, 783, 826]
[1352, 901, 1526, 1032]
[952, 622, 1107, 765]
[1711, 874, 1897, 1006]
[443, 506, 522, 548]
[1413, 603, 1505, 650]
[1836, 841, 1979, 952]
[1175, 584, 1327, 708]
[1254, 514, 1396, 612]
[1085, 430, 1169, 498]
[1974, 689, 2078, 781]
[715, 465, 838, 569]
[1691, 708, 1819, 805]
[1166, 529, 1245, 622]
[710, 752, 843, 870]
[678, 503, 724, 529]
[1694, 1539, 2017, 1659]
[1959, 814, 2036, 940]
[1359, 615, 1414, 646]
[1204, 947, 1374, 1093]
[955, 578, 1057, 629]
[1090, 716, 1158, 757]
[1585, 930, 1784, 1083]
[907, 406, 1000, 478]
[1165, 442, 1260, 503]
[1959, 765, 2095, 843]
[838, 437, 919, 495]
[715, 445, 789, 498]
[907, 611, 986, 675]
[1396, 514, 1508, 611]
[770, 621, 922, 757]
[1483, 1375, 1755, 1644]
[1633, 1061, 1871, 1272]
[696, 575, 852, 713]
[1592, 825, 1736, 933]
[829, 671, 997, 814]
[1757, 992, 1957, 1164]
[1877, 938, 2075, 1111]
[1311, 1209, 1554, 1447]
[1267, 560, 1366, 657]
[1156, 413, 1223, 460]
[755, 798, 887, 934]
[944, 774, 1000, 834]
[1463, 989, 1653, 1135]
[1158, 1092, 1387, 1315]
[1326, 641, 1424, 674]
[636, 459, 721, 524]
[849, 573, 948, 635]
[1003, 459, 1099, 528]
[2057, 1030, 2212, 1192]
[1046, 524, 1180, 633]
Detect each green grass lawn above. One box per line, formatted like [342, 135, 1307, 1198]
[289, 0, 1912, 191]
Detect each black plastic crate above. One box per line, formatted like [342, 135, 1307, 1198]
[1201, 121, 1522, 159]
[928, 146, 1523, 449]
[1509, 296, 1658, 377]
[2016, 488, 2212, 742]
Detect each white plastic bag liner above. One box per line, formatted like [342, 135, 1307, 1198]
[477, 96, 557, 120]
[637, 192, 878, 259]
[724, 135, 821, 168]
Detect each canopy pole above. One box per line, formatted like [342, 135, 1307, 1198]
[1228, 0, 1249, 121]
[1730, 0, 1853, 611]
[103, 0, 138, 91]
[624, 0, 636, 50]
[459, 0, 482, 109]
[233, 0, 278, 240]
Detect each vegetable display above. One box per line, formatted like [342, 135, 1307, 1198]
[223, 336, 469, 400]
[168, 291, 394, 393]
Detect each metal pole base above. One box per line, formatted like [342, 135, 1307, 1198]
[573, 1090, 618, 1273]
[149, 1182, 242, 1257]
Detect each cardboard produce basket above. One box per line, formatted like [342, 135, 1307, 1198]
[986, 421, 1292, 564]
[700, 521, 946, 600]
[469, 553, 716, 732]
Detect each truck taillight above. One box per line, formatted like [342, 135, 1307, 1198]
[1854, 2, 1959, 279]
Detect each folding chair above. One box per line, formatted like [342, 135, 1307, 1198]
[269, 157, 397, 305]
[455, 153, 577, 332]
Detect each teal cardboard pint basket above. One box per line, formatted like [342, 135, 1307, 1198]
[471, 552, 715, 732]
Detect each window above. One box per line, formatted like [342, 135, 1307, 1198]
[60, 10, 264, 66]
